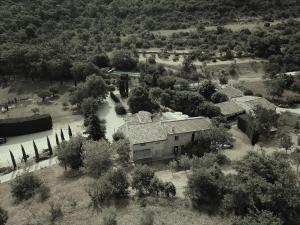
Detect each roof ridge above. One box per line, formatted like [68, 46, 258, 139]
[161, 116, 206, 123]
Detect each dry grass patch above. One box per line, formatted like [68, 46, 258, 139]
[0, 165, 231, 225]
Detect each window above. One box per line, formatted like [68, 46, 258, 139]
[192, 132, 195, 142]
[175, 136, 179, 141]
[140, 143, 146, 146]
[173, 146, 179, 156]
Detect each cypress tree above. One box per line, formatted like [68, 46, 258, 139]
[10, 150, 16, 170]
[85, 114, 106, 141]
[47, 136, 53, 156]
[68, 125, 72, 137]
[55, 133, 60, 146]
[21, 144, 28, 162]
[60, 128, 65, 141]
[33, 140, 39, 162]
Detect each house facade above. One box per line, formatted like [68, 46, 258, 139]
[120, 112, 212, 162]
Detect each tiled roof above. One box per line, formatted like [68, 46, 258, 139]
[232, 96, 276, 111]
[125, 116, 212, 144]
[127, 122, 167, 145]
[125, 111, 152, 125]
[218, 86, 244, 99]
[216, 101, 245, 116]
[161, 117, 212, 134]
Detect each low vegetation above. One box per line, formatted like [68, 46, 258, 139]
[10, 172, 49, 202]
[0, 207, 8, 225]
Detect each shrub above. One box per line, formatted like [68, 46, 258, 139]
[164, 182, 176, 198]
[31, 107, 40, 115]
[81, 97, 98, 118]
[232, 210, 282, 225]
[102, 208, 118, 225]
[57, 135, 85, 170]
[91, 54, 110, 68]
[147, 56, 156, 64]
[37, 90, 51, 102]
[198, 80, 216, 99]
[37, 184, 50, 202]
[211, 92, 229, 103]
[168, 160, 179, 173]
[0, 207, 8, 225]
[243, 89, 253, 96]
[114, 139, 130, 163]
[111, 50, 137, 70]
[195, 102, 221, 118]
[132, 165, 155, 196]
[49, 85, 59, 96]
[185, 166, 225, 209]
[115, 103, 127, 115]
[11, 172, 42, 201]
[82, 140, 113, 178]
[280, 134, 293, 153]
[49, 202, 63, 223]
[219, 75, 228, 84]
[110, 92, 120, 103]
[112, 131, 125, 142]
[87, 177, 113, 210]
[140, 209, 154, 225]
[104, 168, 130, 198]
[179, 155, 191, 171]
[149, 177, 164, 196]
[191, 153, 230, 170]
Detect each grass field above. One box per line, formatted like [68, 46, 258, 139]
[150, 18, 300, 36]
[0, 80, 81, 124]
[139, 54, 266, 82]
[236, 80, 300, 99]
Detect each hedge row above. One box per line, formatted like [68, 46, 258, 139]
[110, 92, 120, 103]
[115, 103, 127, 115]
[0, 114, 53, 137]
[237, 115, 259, 145]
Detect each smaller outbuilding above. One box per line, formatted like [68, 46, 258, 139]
[232, 96, 276, 114]
[217, 86, 244, 99]
[216, 101, 245, 119]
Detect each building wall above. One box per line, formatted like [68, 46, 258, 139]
[130, 130, 211, 162]
[132, 140, 165, 161]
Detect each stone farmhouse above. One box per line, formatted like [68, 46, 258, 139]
[119, 111, 212, 162]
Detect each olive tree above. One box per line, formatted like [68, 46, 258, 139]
[82, 140, 113, 178]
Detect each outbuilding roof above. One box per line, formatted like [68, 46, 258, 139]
[217, 86, 244, 99]
[232, 96, 276, 111]
[216, 101, 245, 117]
